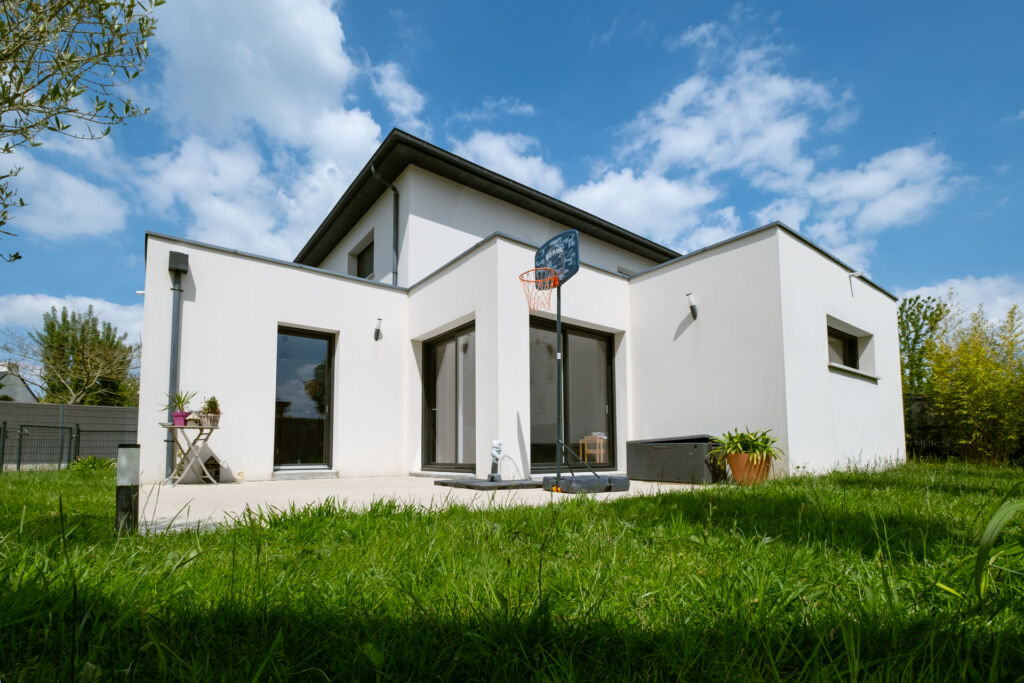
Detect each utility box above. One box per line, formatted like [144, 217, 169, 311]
[626, 435, 720, 484]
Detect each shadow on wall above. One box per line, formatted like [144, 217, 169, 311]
[673, 314, 694, 341]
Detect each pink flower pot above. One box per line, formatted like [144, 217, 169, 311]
[172, 411, 190, 426]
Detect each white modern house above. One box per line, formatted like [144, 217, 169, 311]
[136, 130, 905, 485]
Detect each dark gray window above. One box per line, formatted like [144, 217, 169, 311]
[529, 318, 615, 472]
[827, 326, 858, 369]
[423, 323, 476, 470]
[356, 241, 374, 279]
[274, 328, 332, 468]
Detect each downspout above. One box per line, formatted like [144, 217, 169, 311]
[166, 251, 189, 477]
[370, 164, 399, 286]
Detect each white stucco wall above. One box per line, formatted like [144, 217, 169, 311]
[777, 232, 905, 472]
[404, 236, 631, 478]
[320, 166, 657, 288]
[627, 229, 792, 470]
[318, 173, 411, 284]
[138, 236, 409, 484]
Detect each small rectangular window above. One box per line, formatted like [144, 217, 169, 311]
[827, 326, 859, 369]
[356, 241, 374, 279]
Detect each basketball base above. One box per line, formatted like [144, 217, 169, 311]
[542, 475, 630, 494]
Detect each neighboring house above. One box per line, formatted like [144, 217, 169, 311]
[0, 364, 38, 403]
[137, 130, 905, 484]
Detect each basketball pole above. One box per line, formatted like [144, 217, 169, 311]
[555, 282, 563, 486]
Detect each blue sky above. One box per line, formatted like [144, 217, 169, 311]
[1, 0, 1022, 340]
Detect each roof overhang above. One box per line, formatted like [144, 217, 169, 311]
[294, 129, 680, 266]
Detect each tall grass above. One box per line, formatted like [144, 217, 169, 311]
[0, 463, 1021, 680]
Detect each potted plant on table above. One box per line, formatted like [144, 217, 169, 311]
[199, 395, 222, 427]
[163, 390, 198, 427]
[710, 428, 783, 485]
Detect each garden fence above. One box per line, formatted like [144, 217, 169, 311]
[0, 404, 138, 471]
[0, 422, 138, 471]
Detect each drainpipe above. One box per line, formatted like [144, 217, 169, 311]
[370, 164, 399, 286]
[166, 251, 189, 477]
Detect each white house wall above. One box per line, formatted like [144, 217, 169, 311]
[627, 230, 792, 471]
[404, 235, 632, 478]
[138, 236, 409, 484]
[318, 176, 409, 284]
[777, 232, 905, 472]
[401, 166, 657, 286]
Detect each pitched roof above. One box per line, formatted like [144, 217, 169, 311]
[0, 368, 38, 403]
[294, 129, 680, 267]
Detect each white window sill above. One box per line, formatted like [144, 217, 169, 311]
[827, 362, 879, 383]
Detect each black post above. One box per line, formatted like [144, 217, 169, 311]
[167, 251, 189, 477]
[16, 426, 24, 471]
[73, 424, 81, 463]
[555, 284, 563, 486]
[115, 444, 140, 533]
[0, 421, 6, 470]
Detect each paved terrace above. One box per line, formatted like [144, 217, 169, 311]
[140, 476, 696, 533]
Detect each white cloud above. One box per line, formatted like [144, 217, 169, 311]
[754, 197, 810, 230]
[134, 0, 385, 260]
[898, 275, 1024, 322]
[666, 21, 720, 51]
[453, 131, 565, 196]
[152, 0, 358, 145]
[0, 294, 144, 340]
[451, 97, 536, 123]
[624, 49, 846, 186]
[371, 62, 430, 137]
[139, 136, 289, 255]
[12, 155, 128, 240]
[807, 145, 954, 232]
[563, 169, 718, 245]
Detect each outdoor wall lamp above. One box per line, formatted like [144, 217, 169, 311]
[374, 317, 383, 341]
[686, 292, 698, 320]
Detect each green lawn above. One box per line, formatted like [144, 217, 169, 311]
[1, 463, 1022, 681]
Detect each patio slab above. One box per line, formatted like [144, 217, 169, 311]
[139, 475, 697, 533]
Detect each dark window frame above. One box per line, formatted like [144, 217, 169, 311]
[827, 326, 859, 369]
[529, 316, 617, 473]
[355, 240, 374, 279]
[421, 321, 476, 472]
[273, 326, 334, 470]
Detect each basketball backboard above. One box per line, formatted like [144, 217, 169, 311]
[534, 229, 579, 287]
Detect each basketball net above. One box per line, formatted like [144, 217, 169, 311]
[519, 267, 559, 312]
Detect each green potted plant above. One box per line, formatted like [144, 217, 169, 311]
[199, 395, 221, 427]
[163, 390, 198, 427]
[709, 428, 783, 485]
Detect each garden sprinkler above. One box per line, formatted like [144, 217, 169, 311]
[488, 440, 502, 482]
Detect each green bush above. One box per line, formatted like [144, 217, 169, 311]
[69, 455, 115, 471]
[899, 294, 1024, 463]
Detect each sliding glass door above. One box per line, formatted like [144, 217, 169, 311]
[529, 319, 614, 471]
[423, 324, 476, 470]
[274, 328, 332, 468]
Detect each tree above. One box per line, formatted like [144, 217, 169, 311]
[0, 0, 162, 262]
[926, 301, 1023, 464]
[898, 295, 948, 399]
[1, 305, 140, 405]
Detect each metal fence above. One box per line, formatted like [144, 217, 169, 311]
[0, 421, 136, 471]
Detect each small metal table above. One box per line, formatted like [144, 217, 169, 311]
[161, 422, 220, 485]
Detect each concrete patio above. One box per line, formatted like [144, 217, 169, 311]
[139, 475, 697, 533]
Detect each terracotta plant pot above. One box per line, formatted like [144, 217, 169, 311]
[726, 452, 772, 485]
[172, 411, 190, 427]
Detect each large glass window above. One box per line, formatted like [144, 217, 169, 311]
[423, 325, 475, 470]
[274, 328, 332, 468]
[529, 319, 614, 471]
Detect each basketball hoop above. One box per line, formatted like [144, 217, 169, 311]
[519, 267, 559, 312]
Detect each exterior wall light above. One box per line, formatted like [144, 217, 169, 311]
[116, 443, 140, 533]
[374, 317, 383, 341]
[686, 292, 698, 320]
